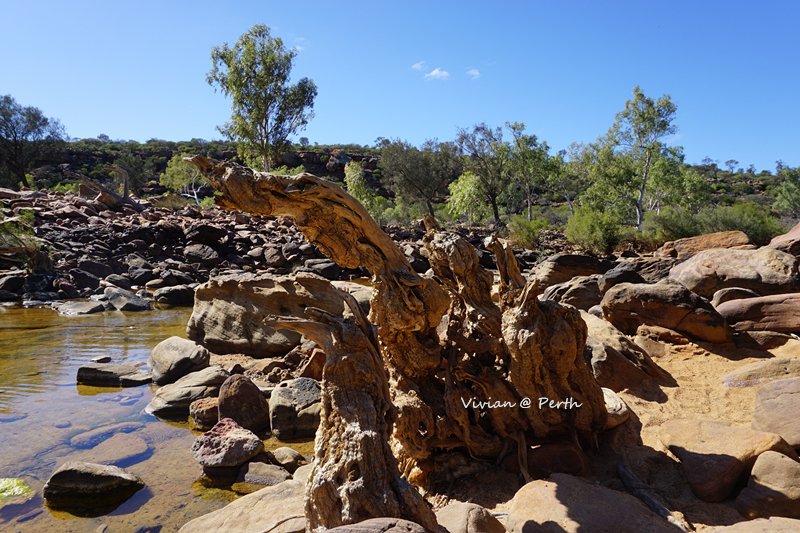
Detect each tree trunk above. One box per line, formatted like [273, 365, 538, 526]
[187, 155, 607, 509]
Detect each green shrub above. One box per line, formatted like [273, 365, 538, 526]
[150, 194, 192, 210]
[698, 203, 786, 246]
[565, 207, 628, 255]
[270, 165, 306, 176]
[507, 215, 548, 249]
[641, 206, 702, 242]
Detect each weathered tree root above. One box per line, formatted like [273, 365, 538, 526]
[189, 156, 607, 493]
[265, 291, 441, 533]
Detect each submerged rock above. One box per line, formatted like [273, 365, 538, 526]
[76, 363, 151, 387]
[43, 461, 144, 509]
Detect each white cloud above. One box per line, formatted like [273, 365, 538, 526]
[466, 68, 481, 80]
[294, 46, 305, 51]
[412, 61, 427, 71]
[424, 67, 450, 80]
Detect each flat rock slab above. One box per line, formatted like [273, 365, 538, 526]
[722, 359, 800, 388]
[752, 377, 800, 447]
[177, 479, 305, 533]
[711, 517, 800, 532]
[58, 301, 106, 316]
[145, 365, 229, 417]
[668, 247, 800, 299]
[717, 293, 800, 332]
[321, 518, 427, 533]
[232, 463, 291, 493]
[76, 363, 151, 387]
[655, 230, 751, 260]
[505, 473, 679, 533]
[70, 422, 144, 448]
[736, 450, 800, 519]
[659, 419, 799, 502]
[43, 461, 144, 509]
[72, 433, 150, 467]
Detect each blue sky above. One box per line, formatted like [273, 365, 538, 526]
[2, 1, 797, 172]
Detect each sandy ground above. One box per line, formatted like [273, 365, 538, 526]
[428, 332, 800, 532]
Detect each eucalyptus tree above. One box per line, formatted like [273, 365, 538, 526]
[505, 122, 549, 222]
[207, 24, 317, 171]
[454, 123, 510, 223]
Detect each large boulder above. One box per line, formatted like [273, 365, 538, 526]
[269, 377, 321, 440]
[580, 311, 661, 378]
[145, 365, 229, 416]
[217, 374, 270, 433]
[186, 272, 349, 357]
[583, 336, 649, 392]
[668, 247, 800, 299]
[177, 479, 305, 533]
[752, 377, 800, 447]
[541, 275, 602, 311]
[190, 418, 264, 468]
[148, 336, 210, 385]
[659, 419, 799, 502]
[436, 502, 506, 533]
[601, 281, 733, 344]
[655, 230, 751, 260]
[716, 293, 800, 333]
[736, 450, 800, 519]
[43, 461, 145, 509]
[531, 254, 614, 289]
[104, 286, 152, 311]
[153, 285, 195, 306]
[322, 519, 427, 533]
[505, 473, 680, 533]
[722, 358, 800, 388]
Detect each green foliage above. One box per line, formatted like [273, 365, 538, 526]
[199, 195, 219, 208]
[269, 164, 305, 176]
[0, 210, 52, 271]
[455, 123, 510, 223]
[113, 151, 156, 195]
[344, 161, 392, 224]
[774, 168, 800, 216]
[446, 171, 489, 226]
[159, 153, 209, 204]
[207, 24, 317, 171]
[379, 138, 461, 218]
[0, 94, 66, 189]
[565, 207, 628, 255]
[507, 215, 548, 249]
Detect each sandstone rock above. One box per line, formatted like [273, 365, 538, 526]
[655, 230, 751, 260]
[76, 363, 151, 387]
[145, 365, 229, 416]
[266, 447, 308, 474]
[322, 518, 427, 533]
[603, 387, 630, 429]
[70, 422, 144, 448]
[532, 254, 614, 289]
[601, 281, 733, 344]
[43, 461, 145, 509]
[184, 243, 219, 266]
[541, 275, 602, 311]
[752, 377, 800, 447]
[717, 293, 800, 332]
[104, 286, 152, 311]
[148, 336, 210, 385]
[736, 450, 800, 519]
[71, 433, 150, 467]
[580, 311, 661, 377]
[269, 377, 321, 440]
[58, 301, 106, 315]
[501, 442, 590, 479]
[711, 287, 761, 308]
[298, 347, 326, 381]
[722, 359, 800, 388]
[177, 479, 305, 533]
[190, 397, 219, 430]
[669, 247, 800, 298]
[435, 502, 505, 533]
[233, 462, 291, 493]
[659, 419, 799, 502]
[622, 256, 682, 283]
[292, 463, 313, 485]
[597, 263, 646, 294]
[153, 285, 194, 306]
[191, 418, 264, 468]
[710, 517, 800, 532]
[505, 473, 679, 533]
[583, 336, 649, 391]
[187, 272, 348, 357]
[218, 375, 270, 433]
[264, 247, 286, 267]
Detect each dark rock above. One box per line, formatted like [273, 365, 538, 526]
[218, 375, 271, 433]
[145, 365, 229, 416]
[269, 378, 321, 440]
[184, 244, 219, 266]
[541, 275, 602, 310]
[598, 263, 646, 294]
[104, 274, 132, 290]
[0, 289, 20, 301]
[185, 224, 228, 245]
[190, 397, 219, 430]
[78, 260, 114, 279]
[43, 461, 145, 509]
[104, 286, 152, 311]
[0, 275, 25, 293]
[128, 267, 156, 286]
[153, 285, 194, 306]
[233, 462, 291, 492]
[532, 254, 614, 289]
[69, 268, 102, 290]
[77, 363, 151, 386]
